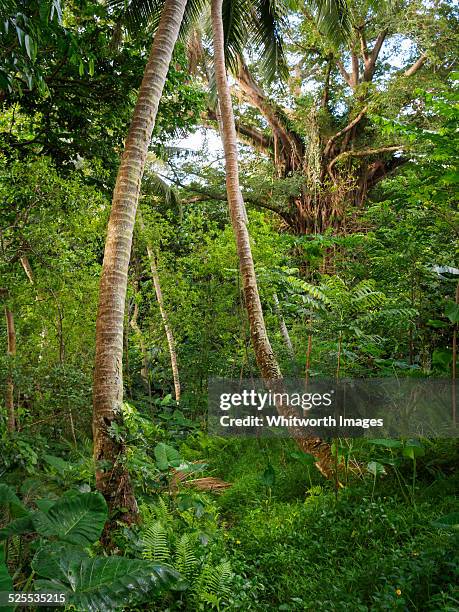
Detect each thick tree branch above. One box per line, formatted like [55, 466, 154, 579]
[363, 30, 387, 81]
[351, 52, 360, 87]
[235, 58, 304, 171]
[336, 59, 352, 87]
[328, 145, 405, 179]
[404, 53, 428, 77]
[323, 106, 368, 158]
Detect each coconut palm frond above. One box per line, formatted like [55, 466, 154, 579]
[306, 0, 353, 47]
[249, 0, 289, 82]
[107, 0, 208, 41]
[143, 171, 182, 212]
[221, 0, 251, 74]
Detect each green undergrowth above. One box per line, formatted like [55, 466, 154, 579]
[184, 436, 459, 610]
[1, 433, 457, 611]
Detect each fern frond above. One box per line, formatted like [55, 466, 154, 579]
[154, 496, 173, 525]
[175, 533, 197, 579]
[194, 561, 232, 605]
[142, 521, 171, 563]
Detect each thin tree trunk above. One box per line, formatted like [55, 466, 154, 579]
[305, 332, 312, 387]
[137, 212, 180, 403]
[92, 0, 187, 518]
[273, 293, 295, 360]
[5, 306, 16, 432]
[129, 296, 150, 388]
[211, 0, 332, 477]
[147, 246, 181, 403]
[20, 256, 35, 285]
[20, 256, 46, 360]
[211, 0, 281, 383]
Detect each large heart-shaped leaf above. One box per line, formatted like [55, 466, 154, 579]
[32, 544, 184, 612]
[154, 443, 181, 471]
[445, 301, 459, 324]
[32, 492, 107, 545]
[367, 461, 386, 477]
[403, 440, 425, 460]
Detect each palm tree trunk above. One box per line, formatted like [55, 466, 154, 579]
[4, 306, 16, 432]
[211, 0, 332, 477]
[211, 0, 280, 382]
[137, 212, 181, 403]
[92, 0, 187, 517]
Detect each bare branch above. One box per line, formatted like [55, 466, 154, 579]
[235, 58, 304, 170]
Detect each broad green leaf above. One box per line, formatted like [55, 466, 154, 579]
[154, 443, 181, 471]
[426, 319, 448, 328]
[0, 516, 34, 541]
[32, 544, 183, 612]
[290, 451, 317, 465]
[43, 454, 71, 474]
[260, 464, 275, 487]
[403, 440, 425, 460]
[32, 492, 107, 545]
[432, 348, 453, 369]
[367, 461, 386, 477]
[35, 498, 57, 513]
[445, 301, 459, 324]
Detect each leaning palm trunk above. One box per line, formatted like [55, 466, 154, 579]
[137, 211, 181, 403]
[211, 0, 332, 477]
[4, 305, 16, 432]
[92, 0, 187, 517]
[211, 0, 280, 382]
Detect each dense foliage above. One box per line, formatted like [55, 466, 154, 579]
[0, 0, 458, 610]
